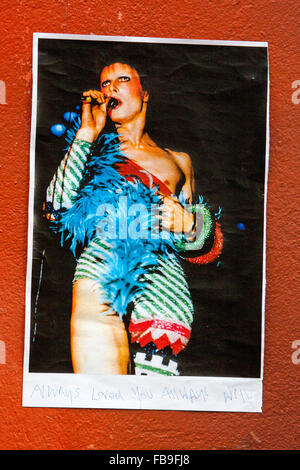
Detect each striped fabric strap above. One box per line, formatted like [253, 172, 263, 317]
[175, 204, 213, 252]
[46, 138, 93, 211]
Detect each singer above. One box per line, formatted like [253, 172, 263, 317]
[45, 61, 223, 375]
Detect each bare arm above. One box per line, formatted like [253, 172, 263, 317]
[159, 151, 196, 235]
[172, 151, 195, 203]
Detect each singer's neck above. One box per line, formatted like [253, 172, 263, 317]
[115, 111, 152, 149]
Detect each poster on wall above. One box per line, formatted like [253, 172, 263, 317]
[23, 33, 269, 412]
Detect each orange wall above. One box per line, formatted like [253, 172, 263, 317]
[0, 0, 299, 450]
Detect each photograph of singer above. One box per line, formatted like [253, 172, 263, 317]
[30, 40, 266, 378]
[46, 59, 221, 376]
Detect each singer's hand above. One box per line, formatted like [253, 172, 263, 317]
[157, 195, 195, 234]
[76, 90, 108, 143]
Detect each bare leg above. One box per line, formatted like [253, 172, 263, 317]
[71, 278, 130, 374]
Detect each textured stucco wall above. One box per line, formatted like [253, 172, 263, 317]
[0, 0, 299, 450]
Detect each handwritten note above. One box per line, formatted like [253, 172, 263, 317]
[23, 373, 262, 412]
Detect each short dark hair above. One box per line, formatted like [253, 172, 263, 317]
[95, 47, 152, 94]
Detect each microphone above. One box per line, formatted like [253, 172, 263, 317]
[80, 96, 120, 109]
[107, 97, 120, 109]
[80, 95, 93, 104]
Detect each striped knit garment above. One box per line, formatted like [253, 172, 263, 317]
[46, 138, 194, 373]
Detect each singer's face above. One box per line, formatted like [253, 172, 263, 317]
[100, 63, 146, 124]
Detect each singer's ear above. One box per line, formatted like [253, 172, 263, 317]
[143, 91, 149, 102]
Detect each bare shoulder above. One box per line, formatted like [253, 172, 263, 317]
[165, 148, 193, 174]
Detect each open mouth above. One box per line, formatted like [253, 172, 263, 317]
[107, 97, 122, 110]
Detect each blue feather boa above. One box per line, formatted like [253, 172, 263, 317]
[57, 127, 183, 318]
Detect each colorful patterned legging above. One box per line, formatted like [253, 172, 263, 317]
[74, 237, 194, 356]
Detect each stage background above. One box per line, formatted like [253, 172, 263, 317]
[0, 0, 299, 450]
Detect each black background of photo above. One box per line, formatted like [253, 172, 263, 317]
[29, 38, 268, 377]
